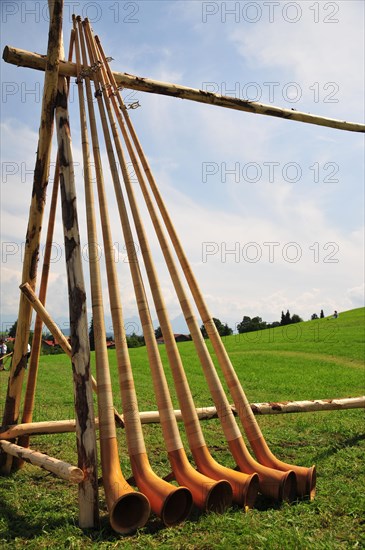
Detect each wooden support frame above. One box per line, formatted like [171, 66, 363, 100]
[1, 9, 363, 534]
[0, 0, 63, 475]
[18, 30, 76, 452]
[2, 45, 364, 133]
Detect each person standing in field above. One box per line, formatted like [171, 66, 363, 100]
[26, 343, 31, 369]
[0, 339, 7, 370]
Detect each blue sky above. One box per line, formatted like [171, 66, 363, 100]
[0, 0, 364, 334]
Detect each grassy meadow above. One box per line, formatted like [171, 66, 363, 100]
[0, 307, 364, 549]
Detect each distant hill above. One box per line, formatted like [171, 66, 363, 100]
[219, 307, 365, 364]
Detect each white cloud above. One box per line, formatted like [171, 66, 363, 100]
[346, 283, 365, 308]
[229, 1, 364, 116]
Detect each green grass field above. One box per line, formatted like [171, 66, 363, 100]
[0, 308, 364, 549]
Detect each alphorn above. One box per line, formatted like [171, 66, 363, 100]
[83, 19, 232, 513]
[2, 45, 365, 133]
[96, 37, 295, 503]
[112, 76, 315, 499]
[72, 18, 150, 534]
[94, 35, 261, 508]
[75, 17, 191, 528]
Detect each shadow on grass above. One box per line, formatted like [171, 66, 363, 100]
[0, 492, 305, 545]
[250, 493, 298, 512]
[0, 499, 74, 542]
[313, 432, 365, 461]
[0, 496, 168, 544]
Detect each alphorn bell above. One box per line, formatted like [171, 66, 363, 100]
[94, 36, 259, 509]
[72, 17, 150, 533]
[75, 16, 192, 526]
[110, 69, 315, 499]
[95, 37, 295, 503]
[83, 19, 232, 512]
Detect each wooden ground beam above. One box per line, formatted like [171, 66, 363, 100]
[0, 440, 84, 483]
[2, 45, 364, 133]
[1, 397, 363, 440]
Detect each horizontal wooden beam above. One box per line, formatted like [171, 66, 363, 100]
[1, 397, 363, 439]
[3, 45, 364, 133]
[249, 396, 365, 415]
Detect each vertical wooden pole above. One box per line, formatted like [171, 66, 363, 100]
[54, 18, 99, 531]
[0, 0, 63, 474]
[17, 31, 76, 454]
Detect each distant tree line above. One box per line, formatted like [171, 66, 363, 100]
[280, 310, 303, 326]
[311, 309, 325, 320]
[6, 307, 327, 352]
[236, 310, 303, 334]
[198, 310, 305, 338]
[4, 318, 147, 356]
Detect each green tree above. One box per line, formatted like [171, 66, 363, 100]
[267, 321, 281, 329]
[221, 323, 233, 336]
[127, 333, 145, 348]
[8, 320, 17, 338]
[89, 317, 95, 351]
[201, 318, 232, 339]
[237, 316, 252, 334]
[238, 315, 268, 333]
[281, 310, 291, 325]
[155, 326, 162, 339]
[291, 314, 303, 324]
[251, 316, 266, 331]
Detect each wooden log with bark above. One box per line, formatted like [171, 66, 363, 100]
[2, 45, 364, 133]
[0, 0, 63, 475]
[1, 397, 363, 440]
[0, 440, 84, 483]
[54, 7, 99, 527]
